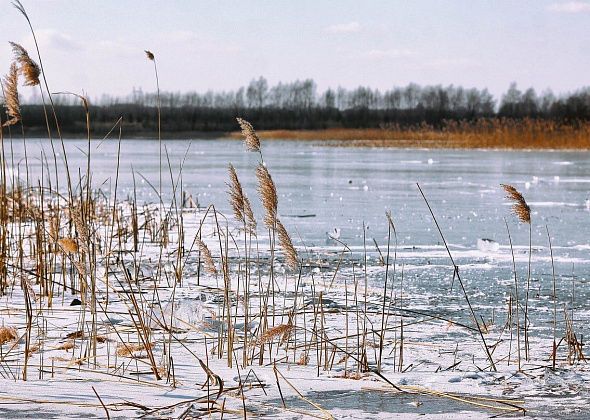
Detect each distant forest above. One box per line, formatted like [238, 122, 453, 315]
[18, 77, 590, 135]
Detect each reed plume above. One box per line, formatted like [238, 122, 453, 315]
[236, 117, 260, 152]
[228, 163, 256, 233]
[276, 219, 298, 270]
[196, 238, 217, 275]
[9, 42, 40, 86]
[144, 50, 155, 61]
[2, 63, 21, 127]
[243, 195, 257, 233]
[256, 163, 278, 228]
[501, 184, 531, 223]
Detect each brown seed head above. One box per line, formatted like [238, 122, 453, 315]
[3, 63, 21, 127]
[228, 163, 257, 234]
[9, 42, 40, 86]
[276, 219, 298, 270]
[236, 117, 260, 152]
[501, 184, 531, 224]
[145, 50, 155, 61]
[243, 195, 257, 234]
[256, 164, 277, 229]
[196, 239, 217, 275]
[228, 163, 245, 224]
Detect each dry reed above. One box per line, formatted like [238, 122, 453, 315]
[2, 62, 21, 127]
[0, 326, 17, 345]
[501, 184, 531, 223]
[9, 41, 40, 86]
[276, 219, 298, 270]
[116, 342, 153, 357]
[236, 117, 260, 152]
[257, 323, 293, 345]
[196, 238, 217, 275]
[256, 164, 277, 229]
[233, 118, 590, 150]
[227, 163, 256, 232]
[58, 238, 79, 254]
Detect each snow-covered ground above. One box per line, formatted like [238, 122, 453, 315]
[0, 196, 589, 419]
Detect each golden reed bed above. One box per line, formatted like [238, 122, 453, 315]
[229, 118, 590, 150]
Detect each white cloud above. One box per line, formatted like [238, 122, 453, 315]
[324, 22, 361, 34]
[364, 49, 417, 60]
[32, 29, 83, 51]
[547, 1, 590, 13]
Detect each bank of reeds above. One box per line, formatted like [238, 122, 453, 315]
[237, 118, 590, 149]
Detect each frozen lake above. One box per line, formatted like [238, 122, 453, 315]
[13, 138, 590, 319]
[13, 137, 590, 256]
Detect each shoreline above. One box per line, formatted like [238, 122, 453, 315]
[22, 127, 590, 151]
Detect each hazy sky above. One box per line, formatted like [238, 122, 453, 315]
[0, 0, 588, 100]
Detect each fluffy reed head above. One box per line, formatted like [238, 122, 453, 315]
[501, 184, 531, 223]
[236, 117, 261, 152]
[2, 63, 21, 127]
[9, 42, 40, 86]
[228, 164, 256, 233]
[228, 163, 245, 224]
[243, 195, 257, 234]
[256, 164, 278, 229]
[145, 50, 155, 61]
[276, 219, 298, 270]
[196, 239, 217, 275]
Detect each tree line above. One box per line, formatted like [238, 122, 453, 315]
[18, 78, 590, 135]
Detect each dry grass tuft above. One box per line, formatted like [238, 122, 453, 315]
[501, 184, 531, 223]
[57, 341, 75, 351]
[58, 237, 79, 254]
[297, 352, 309, 366]
[258, 323, 293, 345]
[196, 239, 218, 275]
[236, 117, 261, 152]
[0, 326, 17, 345]
[276, 219, 298, 270]
[65, 330, 84, 340]
[256, 164, 277, 229]
[116, 342, 153, 357]
[9, 42, 40, 86]
[2, 62, 21, 127]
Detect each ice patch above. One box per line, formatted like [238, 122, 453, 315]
[477, 238, 500, 253]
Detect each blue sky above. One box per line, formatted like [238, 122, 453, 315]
[0, 0, 589, 100]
